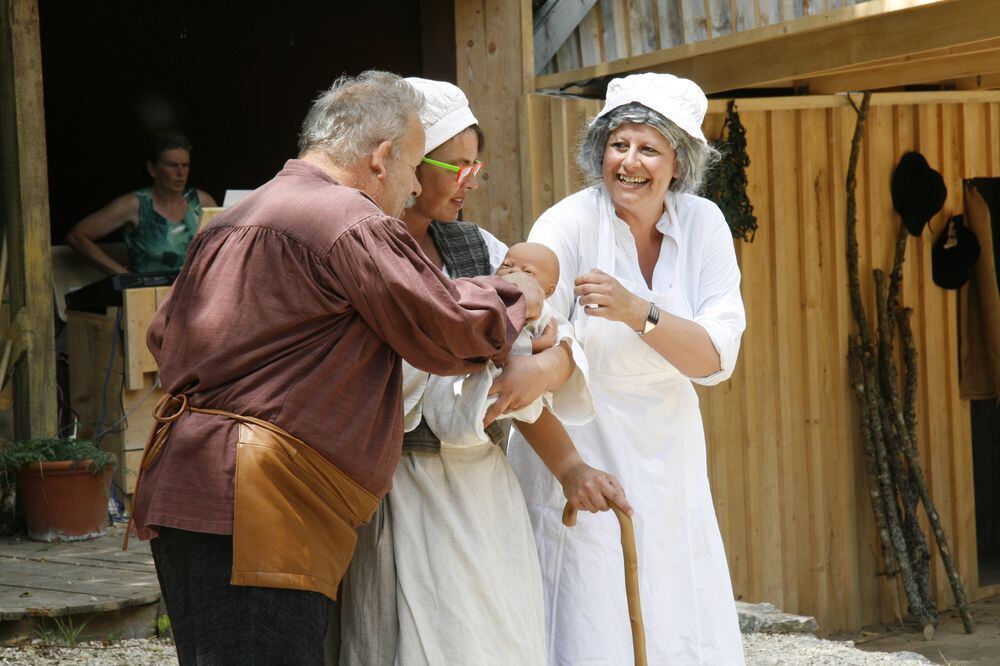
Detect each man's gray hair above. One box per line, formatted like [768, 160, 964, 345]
[298, 70, 423, 164]
[577, 102, 719, 194]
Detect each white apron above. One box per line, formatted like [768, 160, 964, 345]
[509, 195, 745, 665]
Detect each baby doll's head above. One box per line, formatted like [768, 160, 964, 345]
[496, 242, 560, 298]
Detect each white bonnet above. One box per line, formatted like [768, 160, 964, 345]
[596, 73, 708, 144]
[404, 77, 479, 155]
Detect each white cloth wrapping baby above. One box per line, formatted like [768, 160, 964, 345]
[422, 302, 594, 447]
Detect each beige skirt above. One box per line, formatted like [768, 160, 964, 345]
[337, 443, 547, 666]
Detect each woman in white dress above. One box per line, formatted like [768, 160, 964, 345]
[508, 73, 747, 665]
[335, 77, 629, 666]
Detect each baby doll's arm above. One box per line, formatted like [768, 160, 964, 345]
[530, 319, 558, 353]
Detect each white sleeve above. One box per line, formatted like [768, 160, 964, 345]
[546, 310, 595, 425]
[477, 228, 510, 274]
[690, 210, 746, 387]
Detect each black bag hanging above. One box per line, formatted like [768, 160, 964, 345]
[932, 214, 981, 290]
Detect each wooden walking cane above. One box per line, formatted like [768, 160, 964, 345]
[563, 503, 647, 666]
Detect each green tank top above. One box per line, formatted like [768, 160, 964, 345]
[125, 187, 202, 272]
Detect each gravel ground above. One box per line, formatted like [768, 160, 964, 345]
[0, 634, 933, 665]
[743, 633, 932, 665]
[0, 639, 178, 665]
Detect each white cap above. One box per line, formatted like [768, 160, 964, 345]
[404, 77, 479, 155]
[596, 73, 708, 145]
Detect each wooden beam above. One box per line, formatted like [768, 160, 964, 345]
[456, 0, 534, 244]
[0, 0, 57, 440]
[954, 71, 1000, 90]
[769, 35, 1000, 84]
[534, 0, 1000, 93]
[534, 0, 599, 73]
[702, 89, 1000, 112]
[804, 47, 1000, 93]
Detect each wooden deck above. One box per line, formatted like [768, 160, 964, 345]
[0, 524, 160, 642]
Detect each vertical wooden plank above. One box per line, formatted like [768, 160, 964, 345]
[923, 103, 955, 604]
[123, 287, 158, 391]
[708, 0, 734, 37]
[990, 103, 1000, 175]
[627, 0, 658, 55]
[827, 104, 865, 630]
[757, 0, 782, 27]
[0, 0, 57, 440]
[550, 98, 572, 203]
[733, 0, 756, 32]
[779, 0, 797, 22]
[800, 105, 841, 626]
[456, 0, 532, 244]
[597, 0, 630, 60]
[578, 4, 604, 66]
[953, 102, 985, 596]
[683, 0, 709, 43]
[770, 108, 806, 614]
[656, 0, 683, 47]
[738, 108, 787, 608]
[554, 28, 582, 72]
[804, 0, 826, 15]
[913, 101, 939, 603]
[599, 0, 621, 60]
[521, 94, 556, 229]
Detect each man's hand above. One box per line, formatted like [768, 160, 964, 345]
[499, 271, 544, 321]
[558, 461, 632, 516]
[484, 354, 549, 425]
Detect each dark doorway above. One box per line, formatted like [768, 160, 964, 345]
[973, 399, 1000, 586]
[38, 0, 455, 242]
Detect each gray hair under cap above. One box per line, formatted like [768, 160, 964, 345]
[577, 102, 719, 194]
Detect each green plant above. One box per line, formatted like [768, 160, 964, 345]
[33, 623, 56, 644]
[33, 616, 89, 646]
[0, 438, 116, 487]
[156, 613, 171, 635]
[53, 616, 88, 646]
[704, 100, 758, 243]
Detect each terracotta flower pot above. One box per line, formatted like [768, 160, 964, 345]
[18, 461, 111, 542]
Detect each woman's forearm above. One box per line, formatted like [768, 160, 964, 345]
[622, 296, 721, 378]
[514, 408, 582, 482]
[536, 340, 575, 391]
[515, 409, 633, 515]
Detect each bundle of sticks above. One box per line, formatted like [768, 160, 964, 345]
[844, 92, 973, 639]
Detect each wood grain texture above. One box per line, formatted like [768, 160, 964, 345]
[1, 0, 56, 439]
[456, 0, 533, 243]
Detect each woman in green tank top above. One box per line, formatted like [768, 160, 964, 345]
[65, 132, 217, 274]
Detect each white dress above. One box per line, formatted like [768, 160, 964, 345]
[339, 229, 592, 666]
[508, 186, 747, 665]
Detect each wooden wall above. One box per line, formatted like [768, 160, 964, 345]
[540, 0, 872, 74]
[521, 90, 1000, 632]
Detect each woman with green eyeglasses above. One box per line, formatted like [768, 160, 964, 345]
[333, 78, 623, 666]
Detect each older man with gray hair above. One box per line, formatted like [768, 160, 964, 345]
[127, 70, 542, 665]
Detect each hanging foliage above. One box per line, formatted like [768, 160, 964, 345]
[704, 100, 757, 242]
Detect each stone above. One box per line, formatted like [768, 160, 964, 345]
[737, 601, 820, 635]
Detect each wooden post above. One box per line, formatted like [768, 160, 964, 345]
[455, 0, 534, 244]
[0, 0, 58, 440]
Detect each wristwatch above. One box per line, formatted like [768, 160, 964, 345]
[637, 302, 660, 337]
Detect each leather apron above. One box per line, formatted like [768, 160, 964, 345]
[127, 393, 378, 602]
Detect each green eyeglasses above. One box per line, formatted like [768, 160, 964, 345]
[421, 157, 485, 184]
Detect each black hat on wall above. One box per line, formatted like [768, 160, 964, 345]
[891, 151, 947, 237]
[932, 214, 981, 289]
